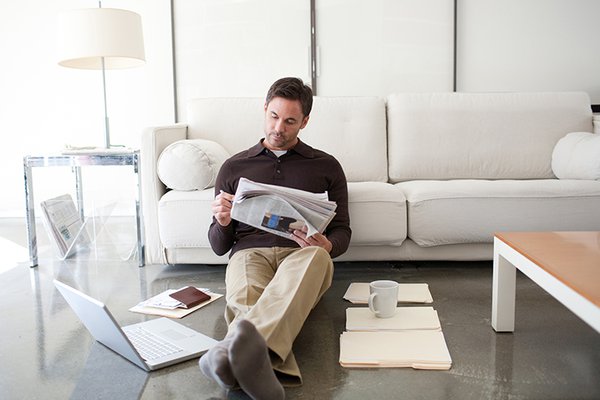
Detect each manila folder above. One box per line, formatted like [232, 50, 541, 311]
[339, 330, 452, 370]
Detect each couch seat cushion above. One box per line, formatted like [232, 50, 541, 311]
[347, 182, 407, 246]
[158, 182, 408, 250]
[159, 189, 215, 248]
[397, 179, 600, 247]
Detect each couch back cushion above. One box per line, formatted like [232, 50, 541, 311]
[186, 96, 388, 183]
[387, 92, 593, 182]
[187, 98, 265, 155]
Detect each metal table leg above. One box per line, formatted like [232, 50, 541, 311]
[73, 166, 85, 221]
[133, 154, 145, 267]
[23, 158, 38, 267]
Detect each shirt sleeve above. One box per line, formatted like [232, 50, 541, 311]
[207, 161, 236, 256]
[324, 159, 352, 258]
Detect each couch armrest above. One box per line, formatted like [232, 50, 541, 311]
[140, 124, 188, 264]
[594, 114, 600, 134]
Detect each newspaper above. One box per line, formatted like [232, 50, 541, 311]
[40, 194, 89, 258]
[230, 177, 337, 239]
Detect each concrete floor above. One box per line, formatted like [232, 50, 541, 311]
[1, 218, 599, 399]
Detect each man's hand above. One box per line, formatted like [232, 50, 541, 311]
[212, 191, 234, 227]
[291, 226, 333, 254]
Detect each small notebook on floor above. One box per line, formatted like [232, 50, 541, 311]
[343, 282, 433, 304]
[346, 307, 441, 332]
[339, 330, 452, 370]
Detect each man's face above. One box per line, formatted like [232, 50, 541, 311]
[263, 96, 309, 151]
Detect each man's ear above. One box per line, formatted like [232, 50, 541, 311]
[300, 115, 310, 130]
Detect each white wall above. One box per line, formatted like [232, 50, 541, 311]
[316, 0, 454, 95]
[0, 0, 174, 218]
[174, 0, 454, 108]
[173, 0, 311, 122]
[457, 0, 600, 103]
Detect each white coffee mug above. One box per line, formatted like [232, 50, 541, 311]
[368, 280, 399, 318]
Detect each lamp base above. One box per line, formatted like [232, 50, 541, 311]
[62, 145, 133, 155]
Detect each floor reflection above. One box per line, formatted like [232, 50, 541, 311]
[491, 332, 515, 397]
[0, 236, 28, 274]
[70, 342, 148, 400]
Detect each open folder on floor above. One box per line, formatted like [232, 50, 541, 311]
[339, 330, 452, 370]
[346, 307, 441, 332]
[343, 282, 433, 304]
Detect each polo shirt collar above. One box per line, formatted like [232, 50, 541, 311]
[248, 139, 315, 158]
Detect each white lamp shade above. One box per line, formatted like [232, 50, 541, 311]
[57, 8, 145, 69]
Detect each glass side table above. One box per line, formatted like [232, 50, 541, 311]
[23, 150, 145, 267]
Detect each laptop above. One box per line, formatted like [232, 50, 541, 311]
[54, 279, 218, 371]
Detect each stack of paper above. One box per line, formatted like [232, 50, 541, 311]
[339, 330, 452, 370]
[346, 307, 441, 332]
[340, 282, 452, 370]
[129, 287, 223, 319]
[343, 282, 433, 304]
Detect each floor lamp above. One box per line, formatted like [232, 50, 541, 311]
[57, 5, 145, 149]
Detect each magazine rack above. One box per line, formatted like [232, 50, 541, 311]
[23, 151, 145, 267]
[40, 194, 138, 262]
[40, 194, 90, 260]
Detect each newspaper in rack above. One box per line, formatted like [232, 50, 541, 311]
[40, 194, 90, 258]
[230, 177, 337, 239]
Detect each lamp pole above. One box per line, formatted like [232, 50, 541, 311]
[101, 56, 110, 148]
[99, 1, 111, 148]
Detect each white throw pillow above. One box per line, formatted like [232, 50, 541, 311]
[551, 132, 600, 180]
[157, 139, 230, 190]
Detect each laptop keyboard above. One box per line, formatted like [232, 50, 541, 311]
[125, 327, 183, 361]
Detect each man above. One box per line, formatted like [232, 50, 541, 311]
[200, 77, 351, 399]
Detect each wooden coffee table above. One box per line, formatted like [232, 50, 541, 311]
[492, 231, 600, 333]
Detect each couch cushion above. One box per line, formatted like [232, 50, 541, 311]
[157, 139, 230, 191]
[186, 97, 388, 183]
[397, 179, 600, 247]
[158, 182, 407, 250]
[552, 132, 600, 180]
[347, 182, 407, 246]
[387, 92, 593, 182]
[158, 189, 215, 248]
[187, 98, 265, 156]
[301, 97, 388, 182]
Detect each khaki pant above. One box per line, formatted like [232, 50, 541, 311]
[224, 246, 334, 385]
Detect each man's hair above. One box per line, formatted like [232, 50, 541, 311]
[265, 77, 313, 117]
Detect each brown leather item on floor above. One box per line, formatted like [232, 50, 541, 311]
[169, 286, 211, 308]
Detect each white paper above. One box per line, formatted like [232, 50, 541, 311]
[343, 282, 433, 304]
[135, 287, 216, 310]
[346, 307, 441, 331]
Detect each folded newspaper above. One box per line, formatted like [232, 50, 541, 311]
[40, 194, 89, 258]
[231, 177, 337, 239]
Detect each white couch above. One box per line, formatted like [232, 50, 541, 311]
[141, 92, 600, 265]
